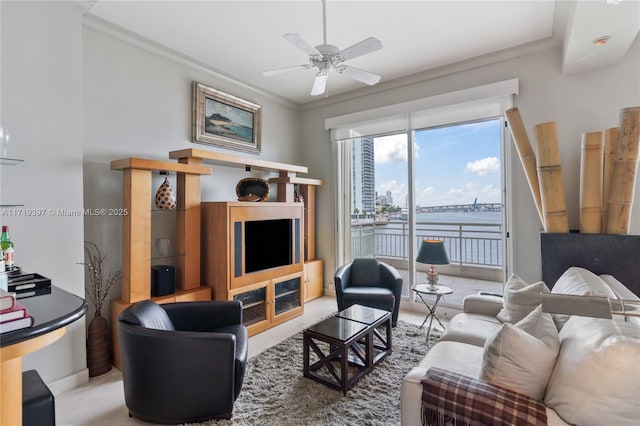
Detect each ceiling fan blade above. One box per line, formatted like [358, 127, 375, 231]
[339, 37, 382, 62]
[340, 66, 381, 86]
[310, 73, 328, 96]
[263, 64, 310, 77]
[283, 33, 321, 57]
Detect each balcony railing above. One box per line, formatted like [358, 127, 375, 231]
[351, 220, 503, 267]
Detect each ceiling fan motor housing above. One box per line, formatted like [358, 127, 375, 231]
[311, 44, 343, 69]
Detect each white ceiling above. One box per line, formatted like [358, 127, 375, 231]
[84, 1, 640, 107]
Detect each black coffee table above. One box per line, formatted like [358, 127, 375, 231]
[303, 304, 392, 394]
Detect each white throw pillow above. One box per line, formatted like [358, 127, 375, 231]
[551, 267, 616, 330]
[496, 274, 550, 324]
[480, 306, 560, 400]
[516, 305, 560, 353]
[544, 315, 640, 426]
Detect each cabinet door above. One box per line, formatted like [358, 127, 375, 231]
[272, 273, 303, 325]
[230, 282, 270, 335]
[304, 259, 324, 302]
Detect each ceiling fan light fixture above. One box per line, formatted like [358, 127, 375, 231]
[593, 36, 611, 46]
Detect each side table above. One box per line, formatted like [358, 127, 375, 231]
[412, 284, 453, 340]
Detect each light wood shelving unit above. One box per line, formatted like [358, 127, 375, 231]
[110, 149, 323, 365]
[109, 157, 212, 368]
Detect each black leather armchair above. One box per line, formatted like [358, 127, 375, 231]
[334, 257, 403, 326]
[118, 300, 248, 424]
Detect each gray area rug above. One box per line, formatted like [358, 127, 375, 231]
[206, 320, 439, 426]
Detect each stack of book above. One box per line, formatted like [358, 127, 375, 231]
[0, 288, 35, 333]
[7, 271, 52, 299]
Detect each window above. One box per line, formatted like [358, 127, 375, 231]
[328, 80, 518, 307]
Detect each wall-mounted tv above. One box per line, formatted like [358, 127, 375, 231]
[243, 219, 296, 274]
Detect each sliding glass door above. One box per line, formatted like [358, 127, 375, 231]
[339, 118, 507, 305]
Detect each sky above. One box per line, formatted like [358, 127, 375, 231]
[373, 119, 502, 208]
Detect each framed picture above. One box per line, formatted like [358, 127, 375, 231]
[192, 82, 262, 153]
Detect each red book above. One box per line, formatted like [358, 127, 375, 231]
[0, 288, 16, 311]
[0, 313, 34, 333]
[0, 301, 28, 323]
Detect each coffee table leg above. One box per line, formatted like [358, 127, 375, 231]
[303, 333, 310, 377]
[341, 344, 348, 395]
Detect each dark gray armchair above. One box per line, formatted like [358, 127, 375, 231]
[334, 257, 403, 326]
[118, 300, 248, 424]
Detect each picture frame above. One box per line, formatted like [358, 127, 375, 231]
[192, 82, 262, 153]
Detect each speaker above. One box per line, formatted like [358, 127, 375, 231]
[151, 265, 175, 297]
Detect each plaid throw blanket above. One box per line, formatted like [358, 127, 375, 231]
[421, 368, 547, 426]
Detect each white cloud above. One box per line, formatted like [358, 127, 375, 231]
[415, 186, 435, 206]
[480, 184, 501, 200]
[374, 134, 410, 163]
[464, 182, 478, 191]
[465, 157, 500, 176]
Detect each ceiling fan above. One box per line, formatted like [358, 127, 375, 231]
[263, 0, 383, 96]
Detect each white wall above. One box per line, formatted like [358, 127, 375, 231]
[82, 21, 302, 319]
[301, 38, 640, 284]
[1, 1, 86, 384]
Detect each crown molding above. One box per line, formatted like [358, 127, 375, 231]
[300, 36, 560, 112]
[82, 14, 300, 111]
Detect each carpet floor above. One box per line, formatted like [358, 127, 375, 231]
[206, 320, 439, 426]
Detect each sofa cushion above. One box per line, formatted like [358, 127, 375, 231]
[544, 315, 640, 426]
[496, 274, 549, 324]
[480, 306, 560, 400]
[551, 267, 616, 330]
[599, 274, 639, 301]
[439, 313, 502, 347]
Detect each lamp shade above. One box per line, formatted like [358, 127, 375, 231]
[416, 240, 449, 265]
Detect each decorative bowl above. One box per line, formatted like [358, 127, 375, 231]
[236, 177, 269, 202]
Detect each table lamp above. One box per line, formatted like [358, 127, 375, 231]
[416, 239, 450, 290]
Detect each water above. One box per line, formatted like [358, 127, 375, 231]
[352, 211, 503, 266]
[415, 211, 501, 224]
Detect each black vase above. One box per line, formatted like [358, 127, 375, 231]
[86, 311, 111, 377]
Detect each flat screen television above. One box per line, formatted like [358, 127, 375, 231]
[244, 219, 293, 273]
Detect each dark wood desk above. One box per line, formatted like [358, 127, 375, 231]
[0, 285, 87, 425]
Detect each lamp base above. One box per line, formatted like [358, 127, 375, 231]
[426, 265, 439, 290]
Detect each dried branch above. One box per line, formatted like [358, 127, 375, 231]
[78, 241, 122, 315]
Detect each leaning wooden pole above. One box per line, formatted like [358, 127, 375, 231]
[601, 127, 618, 231]
[580, 131, 603, 233]
[505, 107, 544, 227]
[606, 106, 640, 234]
[535, 122, 569, 233]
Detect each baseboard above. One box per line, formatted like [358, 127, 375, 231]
[48, 368, 89, 396]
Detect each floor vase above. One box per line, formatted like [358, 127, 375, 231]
[86, 312, 111, 377]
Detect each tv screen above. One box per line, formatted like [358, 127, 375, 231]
[244, 219, 292, 273]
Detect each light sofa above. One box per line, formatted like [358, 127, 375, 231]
[401, 267, 640, 426]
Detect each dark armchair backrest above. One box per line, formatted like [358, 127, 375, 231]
[350, 257, 382, 287]
[119, 300, 175, 331]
